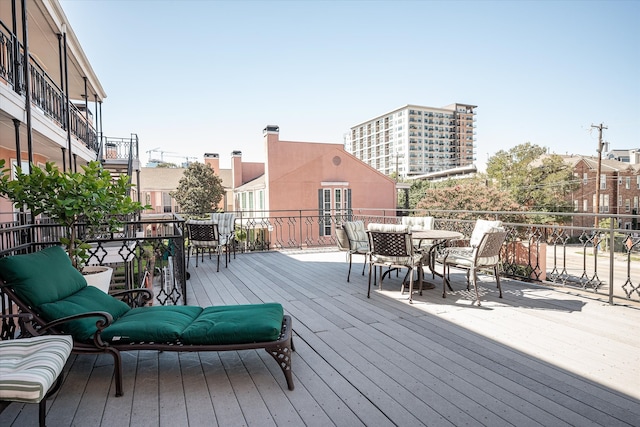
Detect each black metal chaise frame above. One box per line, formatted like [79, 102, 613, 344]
[0, 285, 295, 397]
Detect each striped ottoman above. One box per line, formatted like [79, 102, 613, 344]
[0, 334, 73, 426]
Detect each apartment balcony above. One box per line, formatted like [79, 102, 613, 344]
[1, 6, 106, 167]
[0, 210, 639, 426]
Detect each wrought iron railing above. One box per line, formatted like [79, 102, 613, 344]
[0, 214, 186, 307]
[231, 208, 640, 304]
[1, 209, 638, 305]
[0, 21, 98, 154]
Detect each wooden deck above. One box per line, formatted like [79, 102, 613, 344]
[2, 249, 639, 426]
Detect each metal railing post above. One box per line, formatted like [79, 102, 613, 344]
[299, 210, 303, 249]
[609, 216, 615, 305]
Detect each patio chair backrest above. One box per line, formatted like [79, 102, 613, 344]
[367, 223, 413, 259]
[211, 212, 236, 236]
[474, 230, 508, 267]
[470, 219, 503, 247]
[186, 220, 220, 246]
[343, 221, 369, 252]
[401, 216, 434, 232]
[335, 225, 350, 252]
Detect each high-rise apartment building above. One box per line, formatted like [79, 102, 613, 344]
[345, 103, 477, 178]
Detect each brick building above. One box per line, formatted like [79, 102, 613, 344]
[563, 155, 640, 230]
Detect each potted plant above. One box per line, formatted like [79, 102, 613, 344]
[0, 159, 147, 292]
[235, 227, 247, 252]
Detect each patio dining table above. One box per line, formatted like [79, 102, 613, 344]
[411, 229, 464, 289]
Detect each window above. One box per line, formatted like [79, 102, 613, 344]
[162, 192, 172, 213]
[318, 187, 351, 236]
[573, 200, 579, 212]
[334, 189, 342, 212]
[601, 194, 609, 213]
[258, 190, 264, 210]
[248, 191, 254, 210]
[600, 174, 606, 190]
[320, 189, 331, 236]
[583, 199, 588, 212]
[634, 196, 639, 209]
[12, 160, 30, 179]
[625, 177, 631, 189]
[625, 199, 631, 212]
[637, 176, 640, 189]
[583, 173, 588, 184]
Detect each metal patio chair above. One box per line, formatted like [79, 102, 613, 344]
[342, 221, 371, 282]
[186, 219, 222, 271]
[367, 223, 423, 304]
[439, 229, 508, 306]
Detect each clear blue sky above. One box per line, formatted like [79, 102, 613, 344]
[59, 0, 639, 170]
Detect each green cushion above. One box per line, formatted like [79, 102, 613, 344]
[101, 305, 203, 343]
[0, 246, 87, 308]
[38, 286, 131, 341]
[181, 303, 283, 345]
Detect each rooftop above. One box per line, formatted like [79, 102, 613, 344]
[1, 249, 638, 426]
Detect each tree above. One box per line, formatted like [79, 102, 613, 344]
[415, 178, 523, 221]
[0, 160, 146, 269]
[486, 143, 578, 217]
[407, 180, 432, 209]
[170, 162, 223, 216]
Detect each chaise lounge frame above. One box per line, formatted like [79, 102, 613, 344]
[0, 284, 295, 397]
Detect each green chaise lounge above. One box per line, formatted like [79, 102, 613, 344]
[0, 246, 294, 396]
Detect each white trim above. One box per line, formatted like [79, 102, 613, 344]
[321, 181, 348, 186]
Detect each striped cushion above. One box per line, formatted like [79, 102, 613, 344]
[190, 240, 219, 247]
[0, 335, 73, 403]
[211, 213, 236, 237]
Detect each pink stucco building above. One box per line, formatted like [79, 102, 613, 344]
[261, 125, 396, 212]
[231, 126, 397, 246]
[138, 125, 397, 247]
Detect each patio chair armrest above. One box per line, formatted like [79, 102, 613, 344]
[446, 238, 470, 248]
[40, 311, 114, 347]
[111, 288, 154, 307]
[40, 311, 113, 332]
[442, 247, 474, 259]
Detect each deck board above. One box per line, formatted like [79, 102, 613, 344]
[1, 249, 639, 426]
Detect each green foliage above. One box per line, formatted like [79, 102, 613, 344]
[155, 162, 179, 168]
[407, 180, 432, 209]
[486, 143, 578, 219]
[235, 228, 247, 241]
[170, 162, 223, 217]
[0, 159, 147, 269]
[415, 178, 524, 221]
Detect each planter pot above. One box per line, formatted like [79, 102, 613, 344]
[82, 265, 114, 293]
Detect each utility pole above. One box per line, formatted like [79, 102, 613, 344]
[592, 123, 607, 229]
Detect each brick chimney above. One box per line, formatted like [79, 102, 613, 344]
[203, 153, 219, 174]
[231, 151, 242, 189]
